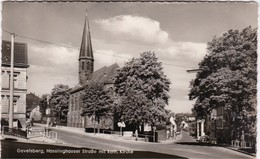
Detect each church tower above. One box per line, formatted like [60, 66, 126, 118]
[79, 11, 94, 85]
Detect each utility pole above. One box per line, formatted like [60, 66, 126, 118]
[9, 33, 15, 128]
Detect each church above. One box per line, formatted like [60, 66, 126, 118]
[67, 11, 119, 130]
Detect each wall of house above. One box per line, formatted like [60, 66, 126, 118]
[30, 106, 42, 121]
[1, 67, 27, 128]
[67, 91, 84, 127]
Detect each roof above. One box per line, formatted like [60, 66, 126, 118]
[79, 12, 93, 60]
[26, 93, 41, 112]
[70, 63, 119, 94]
[2, 40, 29, 68]
[91, 63, 119, 83]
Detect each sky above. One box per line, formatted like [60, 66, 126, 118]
[2, 2, 258, 113]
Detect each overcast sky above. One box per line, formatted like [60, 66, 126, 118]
[2, 2, 257, 113]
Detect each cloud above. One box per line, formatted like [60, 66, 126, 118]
[156, 42, 207, 67]
[96, 15, 169, 45]
[27, 44, 78, 95]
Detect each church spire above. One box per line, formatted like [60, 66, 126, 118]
[79, 10, 93, 59]
[79, 10, 94, 85]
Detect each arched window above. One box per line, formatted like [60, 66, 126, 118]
[87, 62, 90, 71]
[82, 62, 85, 70]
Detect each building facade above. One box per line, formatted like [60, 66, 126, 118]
[201, 106, 232, 144]
[1, 40, 29, 129]
[67, 12, 118, 129]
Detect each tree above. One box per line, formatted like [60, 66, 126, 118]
[189, 26, 257, 141]
[49, 84, 70, 124]
[114, 51, 171, 132]
[80, 82, 112, 134]
[39, 94, 50, 117]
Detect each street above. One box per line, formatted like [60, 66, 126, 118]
[1, 128, 254, 158]
[53, 128, 253, 159]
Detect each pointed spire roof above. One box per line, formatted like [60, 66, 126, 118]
[79, 10, 93, 60]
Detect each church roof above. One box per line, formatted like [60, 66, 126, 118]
[79, 11, 93, 60]
[2, 40, 29, 68]
[70, 63, 119, 94]
[91, 63, 119, 83]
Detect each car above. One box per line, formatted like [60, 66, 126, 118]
[26, 119, 33, 128]
[198, 135, 210, 143]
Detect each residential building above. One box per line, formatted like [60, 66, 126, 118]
[1, 40, 29, 128]
[204, 106, 232, 144]
[26, 92, 41, 120]
[67, 11, 118, 129]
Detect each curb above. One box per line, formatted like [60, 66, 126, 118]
[224, 147, 256, 157]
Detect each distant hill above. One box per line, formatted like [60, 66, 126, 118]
[26, 93, 40, 112]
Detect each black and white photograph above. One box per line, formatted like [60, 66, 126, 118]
[0, 0, 257, 158]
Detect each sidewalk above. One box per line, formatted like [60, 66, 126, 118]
[224, 146, 256, 157]
[35, 123, 182, 144]
[1, 134, 63, 145]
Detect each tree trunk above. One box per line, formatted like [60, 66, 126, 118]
[93, 115, 96, 134]
[141, 122, 144, 134]
[97, 116, 100, 134]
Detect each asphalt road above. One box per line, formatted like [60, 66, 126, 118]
[53, 128, 253, 159]
[1, 128, 253, 158]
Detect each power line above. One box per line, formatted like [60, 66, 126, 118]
[3, 29, 198, 69]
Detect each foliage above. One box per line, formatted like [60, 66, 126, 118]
[49, 84, 70, 123]
[114, 51, 171, 130]
[80, 82, 112, 133]
[39, 94, 50, 116]
[189, 26, 257, 140]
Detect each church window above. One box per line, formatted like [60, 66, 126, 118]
[87, 62, 90, 71]
[75, 97, 78, 110]
[82, 62, 85, 70]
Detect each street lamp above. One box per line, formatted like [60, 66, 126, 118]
[186, 68, 201, 73]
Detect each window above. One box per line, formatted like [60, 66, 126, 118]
[87, 62, 90, 71]
[75, 96, 77, 110]
[216, 118, 223, 129]
[217, 107, 223, 116]
[14, 74, 18, 88]
[14, 101, 18, 113]
[82, 62, 85, 70]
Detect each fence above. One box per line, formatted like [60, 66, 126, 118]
[102, 130, 156, 142]
[45, 131, 58, 142]
[27, 127, 45, 138]
[231, 140, 254, 148]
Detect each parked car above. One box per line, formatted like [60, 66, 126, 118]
[26, 119, 33, 128]
[198, 135, 210, 143]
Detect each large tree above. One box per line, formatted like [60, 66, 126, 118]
[189, 26, 257, 141]
[80, 82, 112, 133]
[49, 84, 70, 124]
[114, 51, 171, 131]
